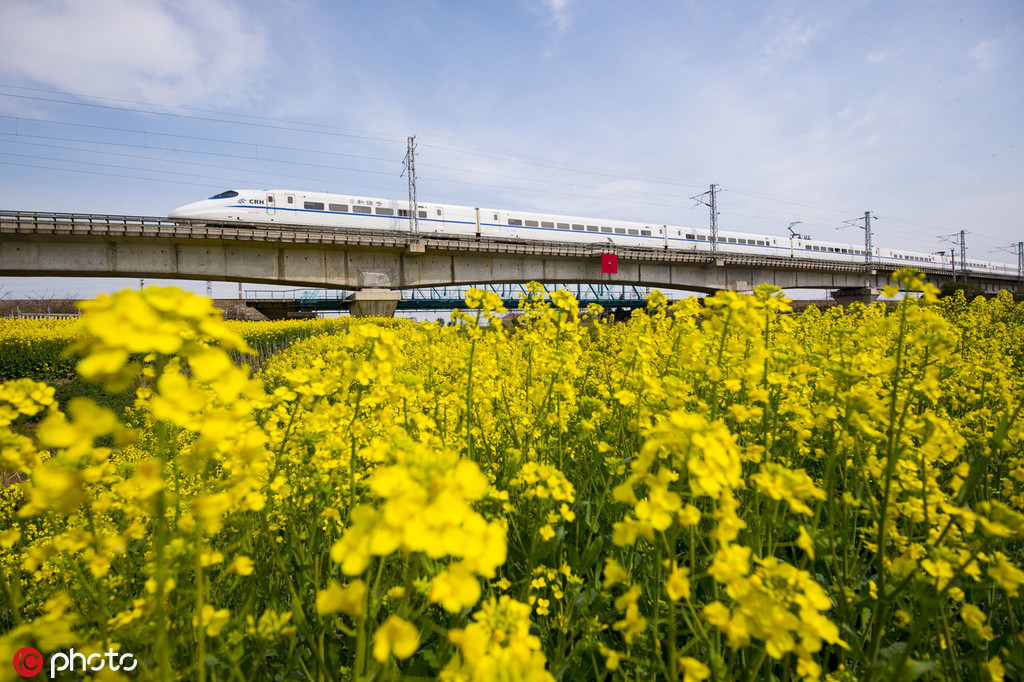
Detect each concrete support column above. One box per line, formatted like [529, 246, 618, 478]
[830, 287, 880, 307]
[347, 289, 401, 318]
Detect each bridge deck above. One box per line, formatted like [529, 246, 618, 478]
[0, 209, 952, 275]
[1, 211, 1016, 299]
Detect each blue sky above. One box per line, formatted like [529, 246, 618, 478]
[0, 0, 1021, 299]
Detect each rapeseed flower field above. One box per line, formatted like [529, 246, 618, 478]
[1, 269, 1023, 681]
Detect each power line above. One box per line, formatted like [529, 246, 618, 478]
[0, 86, 1017, 255]
[0, 88, 406, 144]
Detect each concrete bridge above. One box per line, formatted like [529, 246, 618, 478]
[1, 211, 1018, 316]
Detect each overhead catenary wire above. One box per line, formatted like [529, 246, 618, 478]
[0, 86, 1016, 258]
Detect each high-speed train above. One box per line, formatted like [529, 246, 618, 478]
[169, 189, 1016, 275]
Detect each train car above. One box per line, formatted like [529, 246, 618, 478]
[169, 189, 1013, 274]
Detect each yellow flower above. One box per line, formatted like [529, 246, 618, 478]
[602, 558, 629, 589]
[960, 604, 994, 641]
[664, 564, 691, 601]
[431, 563, 482, 613]
[195, 605, 231, 636]
[707, 544, 751, 586]
[982, 656, 1005, 682]
[679, 656, 711, 682]
[612, 585, 647, 645]
[599, 645, 624, 670]
[796, 526, 815, 559]
[988, 552, 1024, 596]
[372, 615, 419, 662]
[228, 555, 255, 576]
[316, 580, 366, 617]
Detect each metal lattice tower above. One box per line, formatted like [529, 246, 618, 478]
[709, 184, 719, 256]
[863, 211, 873, 264]
[960, 230, 967, 274]
[690, 184, 719, 257]
[1018, 241, 1023, 286]
[402, 135, 418, 233]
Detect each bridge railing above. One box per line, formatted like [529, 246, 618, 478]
[2, 210, 1018, 283]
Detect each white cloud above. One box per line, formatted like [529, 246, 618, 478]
[540, 0, 573, 33]
[0, 0, 267, 105]
[866, 49, 893, 65]
[968, 38, 999, 71]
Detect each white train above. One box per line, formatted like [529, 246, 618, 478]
[168, 189, 1016, 275]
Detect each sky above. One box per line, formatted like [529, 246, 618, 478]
[0, 0, 1021, 300]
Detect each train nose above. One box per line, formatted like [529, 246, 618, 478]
[168, 201, 205, 219]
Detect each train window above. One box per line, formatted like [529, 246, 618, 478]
[641, 230, 651, 236]
[738, 238, 747, 244]
[572, 224, 585, 231]
[508, 218, 523, 226]
[728, 238, 736, 243]
[376, 207, 394, 216]
[525, 220, 539, 227]
[628, 229, 639, 235]
[697, 235, 706, 241]
[493, 213, 498, 220]
[686, 233, 695, 239]
[210, 190, 239, 199]
[329, 203, 348, 212]
[541, 221, 554, 228]
[614, 228, 626, 234]
[587, 225, 599, 232]
[287, 196, 294, 204]
[757, 240, 765, 246]
[304, 201, 325, 210]
[418, 210, 427, 218]
[806, 245, 813, 250]
[601, 227, 613, 233]
[398, 209, 408, 217]
[352, 205, 371, 214]
[557, 223, 570, 230]
[436, 209, 442, 216]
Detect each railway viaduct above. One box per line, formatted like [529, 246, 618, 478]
[1, 211, 1018, 316]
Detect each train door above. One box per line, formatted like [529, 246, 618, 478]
[266, 193, 276, 216]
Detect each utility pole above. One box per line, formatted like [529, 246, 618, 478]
[864, 211, 873, 265]
[402, 135, 418, 233]
[939, 233, 962, 281]
[959, 230, 967, 275]
[843, 212, 874, 265]
[690, 184, 719, 257]
[1019, 241, 1023, 287]
[710, 184, 718, 257]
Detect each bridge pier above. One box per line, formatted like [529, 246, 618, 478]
[347, 289, 401, 318]
[830, 287, 880, 307]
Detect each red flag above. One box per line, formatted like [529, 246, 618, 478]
[601, 254, 618, 274]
